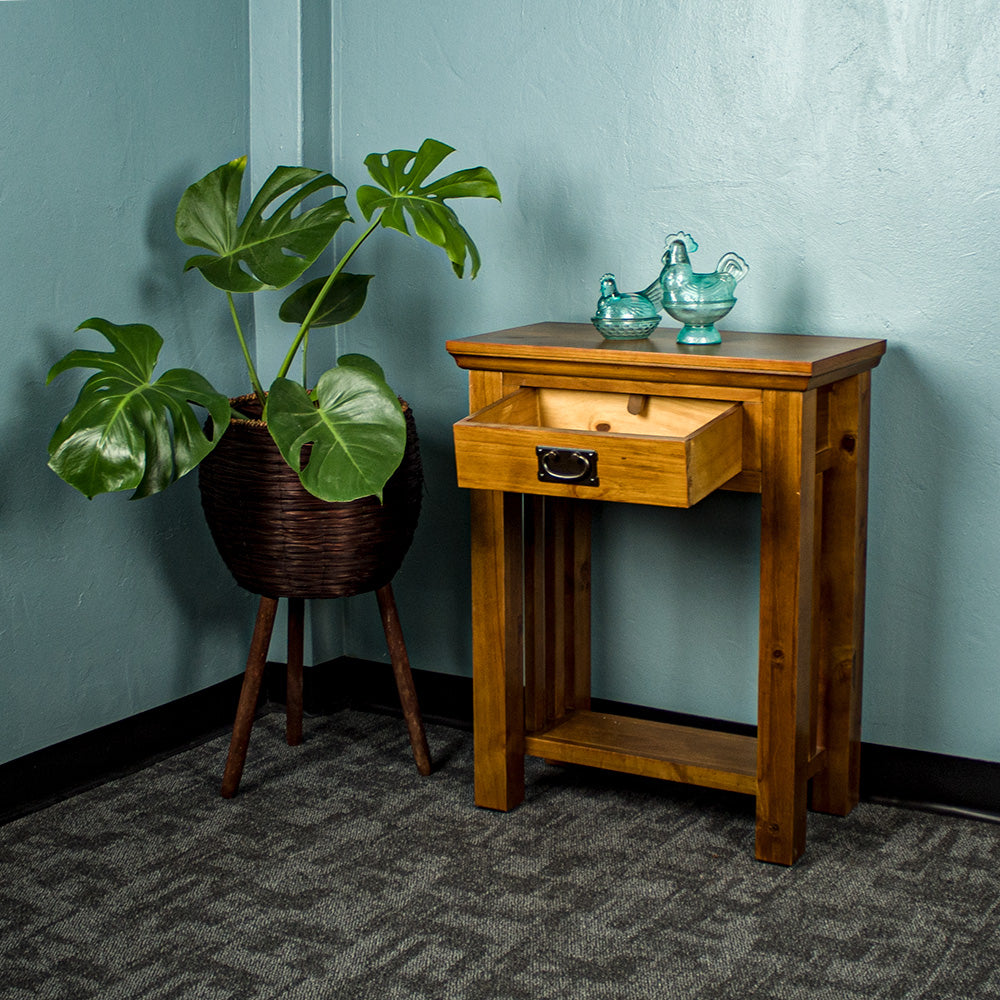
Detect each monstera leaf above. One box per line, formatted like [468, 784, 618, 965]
[278, 272, 374, 329]
[175, 157, 351, 293]
[46, 318, 231, 499]
[356, 138, 501, 278]
[265, 357, 406, 503]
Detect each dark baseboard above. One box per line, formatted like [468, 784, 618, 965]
[858, 745, 1000, 824]
[3, 658, 998, 827]
[0, 673, 248, 825]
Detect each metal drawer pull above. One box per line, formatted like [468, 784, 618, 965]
[536, 447, 599, 486]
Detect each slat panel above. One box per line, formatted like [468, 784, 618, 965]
[523, 495, 545, 734]
[571, 502, 592, 712]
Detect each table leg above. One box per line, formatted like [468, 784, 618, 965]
[471, 489, 525, 810]
[756, 389, 817, 864]
[812, 373, 871, 816]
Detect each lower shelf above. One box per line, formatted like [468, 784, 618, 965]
[523, 710, 758, 796]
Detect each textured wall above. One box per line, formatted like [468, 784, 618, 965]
[328, 0, 1000, 762]
[3, 0, 997, 769]
[0, 0, 254, 763]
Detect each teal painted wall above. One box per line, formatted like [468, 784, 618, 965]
[0, 0, 255, 764]
[3, 1, 998, 771]
[326, 0, 1000, 763]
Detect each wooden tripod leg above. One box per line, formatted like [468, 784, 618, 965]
[286, 597, 304, 747]
[375, 583, 432, 776]
[220, 595, 280, 798]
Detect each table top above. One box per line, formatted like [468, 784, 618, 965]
[446, 322, 886, 390]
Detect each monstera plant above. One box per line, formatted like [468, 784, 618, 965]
[46, 139, 501, 504]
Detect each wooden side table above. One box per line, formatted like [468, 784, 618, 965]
[447, 323, 885, 865]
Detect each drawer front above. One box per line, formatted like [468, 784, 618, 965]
[453, 388, 743, 507]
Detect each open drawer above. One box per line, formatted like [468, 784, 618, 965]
[453, 386, 743, 507]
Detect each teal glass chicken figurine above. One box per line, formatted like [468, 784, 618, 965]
[591, 273, 661, 340]
[659, 232, 748, 345]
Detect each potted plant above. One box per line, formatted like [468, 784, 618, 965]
[46, 138, 501, 597]
[46, 139, 500, 795]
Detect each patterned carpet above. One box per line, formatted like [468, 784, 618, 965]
[1, 708, 999, 999]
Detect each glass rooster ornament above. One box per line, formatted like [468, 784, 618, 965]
[659, 232, 748, 345]
[591, 232, 748, 345]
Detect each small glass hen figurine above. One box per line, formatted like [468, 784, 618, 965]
[592, 232, 748, 345]
[591, 274, 661, 340]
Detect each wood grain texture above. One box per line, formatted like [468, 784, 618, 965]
[450, 326, 881, 864]
[811, 373, 871, 815]
[523, 497, 592, 733]
[376, 583, 432, 777]
[523, 495, 547, 734]
[513, 374, 765, 493]
[549, 498, 570, 725]
[571, 502, 592, 713]
[285, 597, 304, 747]
[220, 596, 279, 799]
[524, 711, 757, 795]
[551, 498, 592, 719]
[468, 369, 506, 413]
[755, 389, 817, 865]
[454, 388, 743, 507]
[467, 370, 527, 809]
[469, 487, 525, 810]
[447, 323, 886, 391]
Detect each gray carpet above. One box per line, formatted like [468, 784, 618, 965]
[1, 708, 999, 1000]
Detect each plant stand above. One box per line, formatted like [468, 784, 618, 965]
[220, 582, 432, 798]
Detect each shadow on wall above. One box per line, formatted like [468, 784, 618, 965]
[4, 336, 85, 540]
[351, 148, 600, 356]
[144, 480, 259, 690]
[3, 336, 255, 741]
[777, 263, 817, 335]
[138, 164, 201, 333]
[864, 343, 951, 748]
[9, 168, 259, 707]
[138, 162, 250, 387]
[137, 169, 264, 687]
[588, 489, 761, 723]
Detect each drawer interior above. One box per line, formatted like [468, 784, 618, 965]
[468, 387, 738, 440]
[455, 387, 744, 507]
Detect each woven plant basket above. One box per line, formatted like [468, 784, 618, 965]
[198, 393, 423, 600]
